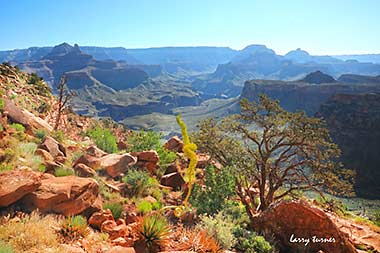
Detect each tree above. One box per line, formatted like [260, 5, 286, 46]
[193, 94, 354, 223]
[54, 75, 75, 130]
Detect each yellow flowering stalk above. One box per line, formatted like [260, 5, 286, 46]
[174, 114, 198, 216]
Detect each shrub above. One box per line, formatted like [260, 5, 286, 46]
[0, 240, 14, 253]
[54, 167, 75, 177]
[37, 101, 51, 114]
[51, 130, 65, 143]
[127, 130, 177, 176]
[60, 215, 89, 241]
[236, 231, 273, 253]
[191, 165, 236, 215]
[0, 212, 60, 252]
[136, 214, 171, 253]
[103, 202, 123, 220]
[9, 123, 25, 133]
[0, 98, 4, 111]
[122, 169, 159, 197]
[0, 164, 12, 172]
[34, 128, 47, 140]
[173, 229, 218, 253]
[87, 126, 118, 153]
[137, 200, 153, 214]
[198, 212, 237, 249]
[28, 73, 43, 85]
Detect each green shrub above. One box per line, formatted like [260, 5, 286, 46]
[51, 130, 65, 143]
[37, 101, 51, 114]
[9, 123, 25, 133]
[103, 202, 123, 220]
[373, 209, 380, 226]
[137, 214, 170, 253]
[127, 130, 177, 176]
[0, 240, 14, 253]
[137, 200, 153, 214]
[0, 164, 12, 172]
[0, 123, 3, 132]
[235, 231, 273, 253]
[0, 99, 4, 111]
[28, 73, 43, 85]
[122, 169, 159, 197]
[54, 167, 75, 177]
[87, 126, 118, 153]
[60, 215, 89, 241]
[199, 212, 237, 249]
[34, 129, 47, 140]
[191, 165, 236, 215]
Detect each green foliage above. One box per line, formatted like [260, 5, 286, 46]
[137, 200, 153, 214]
[137, 214, 171, 253]
[0, 240, 14, 253]
[122, 169, 159, 197]
[127, 130, 177, 175]
[28, 73, 43, 85]
[191, 165, 236, 215]
[9, 123, 25, 133]
[372, 209, 380, 226]
[0, 123, 3, 132]
[0, 164, 12, 172]
[34, 129, 47, 140]
[198, 211, 237, 249]
[315, 196, 348, 216]
[103, 202, 123, 220]
[37, 101, 51, 114]
[51, 130, 65, 143]
[235, 231, 273, 253]
[193, 94, 355, 215]
[87, 126, 118, 153]
[60, 215, 89, 241]
[0, 99, 4, 111]
[54, 167, 75, 177]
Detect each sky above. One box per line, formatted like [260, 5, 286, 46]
[1, 0, 380, 55]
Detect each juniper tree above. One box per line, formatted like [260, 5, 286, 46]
[193, 94, 354, 221]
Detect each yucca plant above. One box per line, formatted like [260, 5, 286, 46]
[136, 214, 171, 253]
[60, 215, 90, 242]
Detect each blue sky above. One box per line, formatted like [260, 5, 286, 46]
[1, 0, 379, 55]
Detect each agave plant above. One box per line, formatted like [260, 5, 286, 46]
[60, 215, 90, 242]
[136, 214, 171, 253]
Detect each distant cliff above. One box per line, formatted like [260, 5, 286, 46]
[318, 93, 380, 198]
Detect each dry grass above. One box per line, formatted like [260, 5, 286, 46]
[170, 228, 219, 253]
[0, 212, 62, 253]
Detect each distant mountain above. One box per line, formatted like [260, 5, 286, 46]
[334, 54, 380, 64]
[126, 46, 236, 73]
[0, 46, 52, 63]
[301, 71, 336, 84]
[240, 72, 380, 115]
[284, 48, 341, 64]
[338, 74, 380, 84]
[80, 46, 140, 64]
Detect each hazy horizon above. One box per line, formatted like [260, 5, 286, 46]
[2, 0, 380, 55]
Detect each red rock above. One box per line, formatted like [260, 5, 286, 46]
[131, 151, 159, 173]
[117, 141, 129, 151]
[60, 244, 85, 253]
[0, 169, 42, 207]
[160, 172, 185, 190]
[164, 136, 183, 153]
[86, 145, 107, 158]
[106, 246, 135, 253]
[38, 136, 66, 158]
[74, 154, 101, 169]
[112, 237, 134, 247]
[35, 148, 54, 162]
[22, 174, 99, 216]
[74, 163, 97, 177]
[88, 209, 114, 229]
[253, 200, 356, 253]
[164, 162, 180, 175]
[101, 154, 138, 178]
[196, 153, 210, 169]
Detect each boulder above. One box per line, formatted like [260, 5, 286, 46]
[160, 172, 185, 191]
[106, 246, 135, 253]
[38, 136, 66, 158]
[86, 145, 107, 158]
[89, 209, 114, 229]
[3, 99, 53, 132]
[164, 136, 183, 153]
[0, 169, 42, 207]
[252, 200, 356, 253]
[22, 174, 99, 216]
[74, 163, 97, 177]
[35, 148, 54, 162]
[74, 154, 102, 169]
[131, 150, 159, 173]
[164, 162, 180, 175]
[100, 154, 137, 178]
